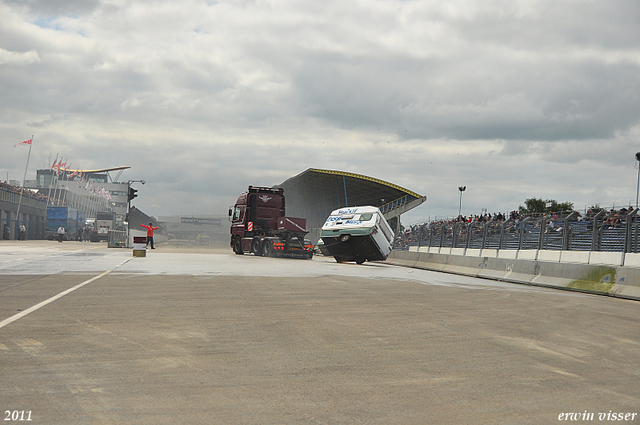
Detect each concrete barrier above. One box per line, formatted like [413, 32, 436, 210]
[624, 253, 640, 267]
[466, 248, 482, 257]
[517, 250, 537, 261]
[388, 249, 640, 302]
[481, 249, 498, 258]
[537, 250, 561, 263]
[498, 250, 517, 260]
[560, 251, 590, 264]
[388, 250, 419, 268]
[589, 251, 623, 266]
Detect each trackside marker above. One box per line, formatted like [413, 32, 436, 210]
[0, 257, 133, 331]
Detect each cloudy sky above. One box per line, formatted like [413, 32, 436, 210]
[2, 0, 639, 224]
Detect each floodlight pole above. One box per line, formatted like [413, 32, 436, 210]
[636, 153, 640, 209]
[458, 186, 466, 218]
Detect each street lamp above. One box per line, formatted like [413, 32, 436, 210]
[636, 153, 640, 209]
[458, 186, 466, 218]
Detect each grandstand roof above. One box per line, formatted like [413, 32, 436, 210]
[70, 166, 131, 174]
[278, 168, 426, 241]
[281, 168, 422, 208]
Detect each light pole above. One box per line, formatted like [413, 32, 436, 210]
[636, 153, 640, 209]
[458, 186, 466, 218]
[126, 179, 145, 247]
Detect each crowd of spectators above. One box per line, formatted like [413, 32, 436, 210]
[394, 206, 637, 249]
[0, 181, 66, 206]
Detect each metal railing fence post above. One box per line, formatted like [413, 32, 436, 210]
[482, 223, 488, 250]
[591, 210, 605, 252]
[563, 212, 578, 251]
[518, 218, 526, 251]
[452, 222, 459, 248]
[624, 208, 638, 254]
[538, 216, 547, 250]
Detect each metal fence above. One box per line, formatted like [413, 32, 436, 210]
[396, 209, 640, 254]
[0, 187, 48, 210]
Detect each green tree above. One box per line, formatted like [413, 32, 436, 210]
[519, 198, 546, 215]
[519, 198, 574, 215]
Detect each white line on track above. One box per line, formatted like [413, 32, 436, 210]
[0, 257, 133, 331]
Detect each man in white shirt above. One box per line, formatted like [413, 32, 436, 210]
[57, 226, 65, 243]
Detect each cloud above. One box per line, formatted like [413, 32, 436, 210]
[1, 0, 639, 222]
[0, 48, 40, 65]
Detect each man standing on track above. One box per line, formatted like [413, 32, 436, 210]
[140, 222, 159, 249]
[57, 225, 65, 243]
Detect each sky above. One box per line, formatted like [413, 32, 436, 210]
[2, 0, 640, 225]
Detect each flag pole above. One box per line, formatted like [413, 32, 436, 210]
[47, 153, 58, 204]
[15, 135, 33, 239]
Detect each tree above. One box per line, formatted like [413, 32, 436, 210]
[519, 198, 546, 215]
[519, 198, 574, 215]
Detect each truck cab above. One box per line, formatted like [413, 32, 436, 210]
[229, 186, 313, 258]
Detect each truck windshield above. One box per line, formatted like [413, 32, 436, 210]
[232, 206, 242, 222]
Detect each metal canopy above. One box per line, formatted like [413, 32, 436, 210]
[278, 168, 426, 241]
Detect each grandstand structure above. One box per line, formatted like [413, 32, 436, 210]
[0, 182, 47, 240]
[398, 208, 640, 254]
[278, 168, 427, 242]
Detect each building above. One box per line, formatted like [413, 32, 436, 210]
[26, 166, 131, 224]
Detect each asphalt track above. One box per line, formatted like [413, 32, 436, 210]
[0, 241, 638, 424]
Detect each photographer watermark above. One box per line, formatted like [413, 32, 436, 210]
[558, 411, 637, 421]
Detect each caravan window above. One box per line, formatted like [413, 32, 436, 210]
[359, 213, 373, 222]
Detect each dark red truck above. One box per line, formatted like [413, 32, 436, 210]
[229, 186, 314, 258]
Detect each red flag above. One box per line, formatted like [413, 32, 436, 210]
[14, 138, 32, 147]
[51, 159, 57, 169]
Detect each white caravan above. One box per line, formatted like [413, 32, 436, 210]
[320, 206, 394, 264]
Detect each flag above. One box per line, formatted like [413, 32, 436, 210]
[14, 138, 32, 147]
[51, 159, 57, 169]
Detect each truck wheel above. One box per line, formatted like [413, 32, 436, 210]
[340, 234, 350, 242]
[234, 236, 244, 255]
[355, 258, 366, 265]
[251, 237, 263, 256]
[262, 240, 272, 257]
